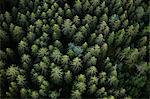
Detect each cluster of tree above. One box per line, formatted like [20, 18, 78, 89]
[0, 0, 149, 98]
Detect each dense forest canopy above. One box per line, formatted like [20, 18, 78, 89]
[0, 0, 150, 98]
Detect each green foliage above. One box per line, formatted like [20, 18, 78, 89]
[64, 70, 72, 83]
[6, 65, 20, 81]
[68, 43, 83, 56]
[51, 66, 63, 84]
[0, 0, 149, 98]
[71, 57, 82, 73]
[62, 19, 76, 38]
[51, 49, 62, 63]
[12, 26, 23, 43]
[71, 90, 81, 99]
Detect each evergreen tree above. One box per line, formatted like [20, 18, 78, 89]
[0, 0, 148, 98]
[51, 66, 63, 84]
